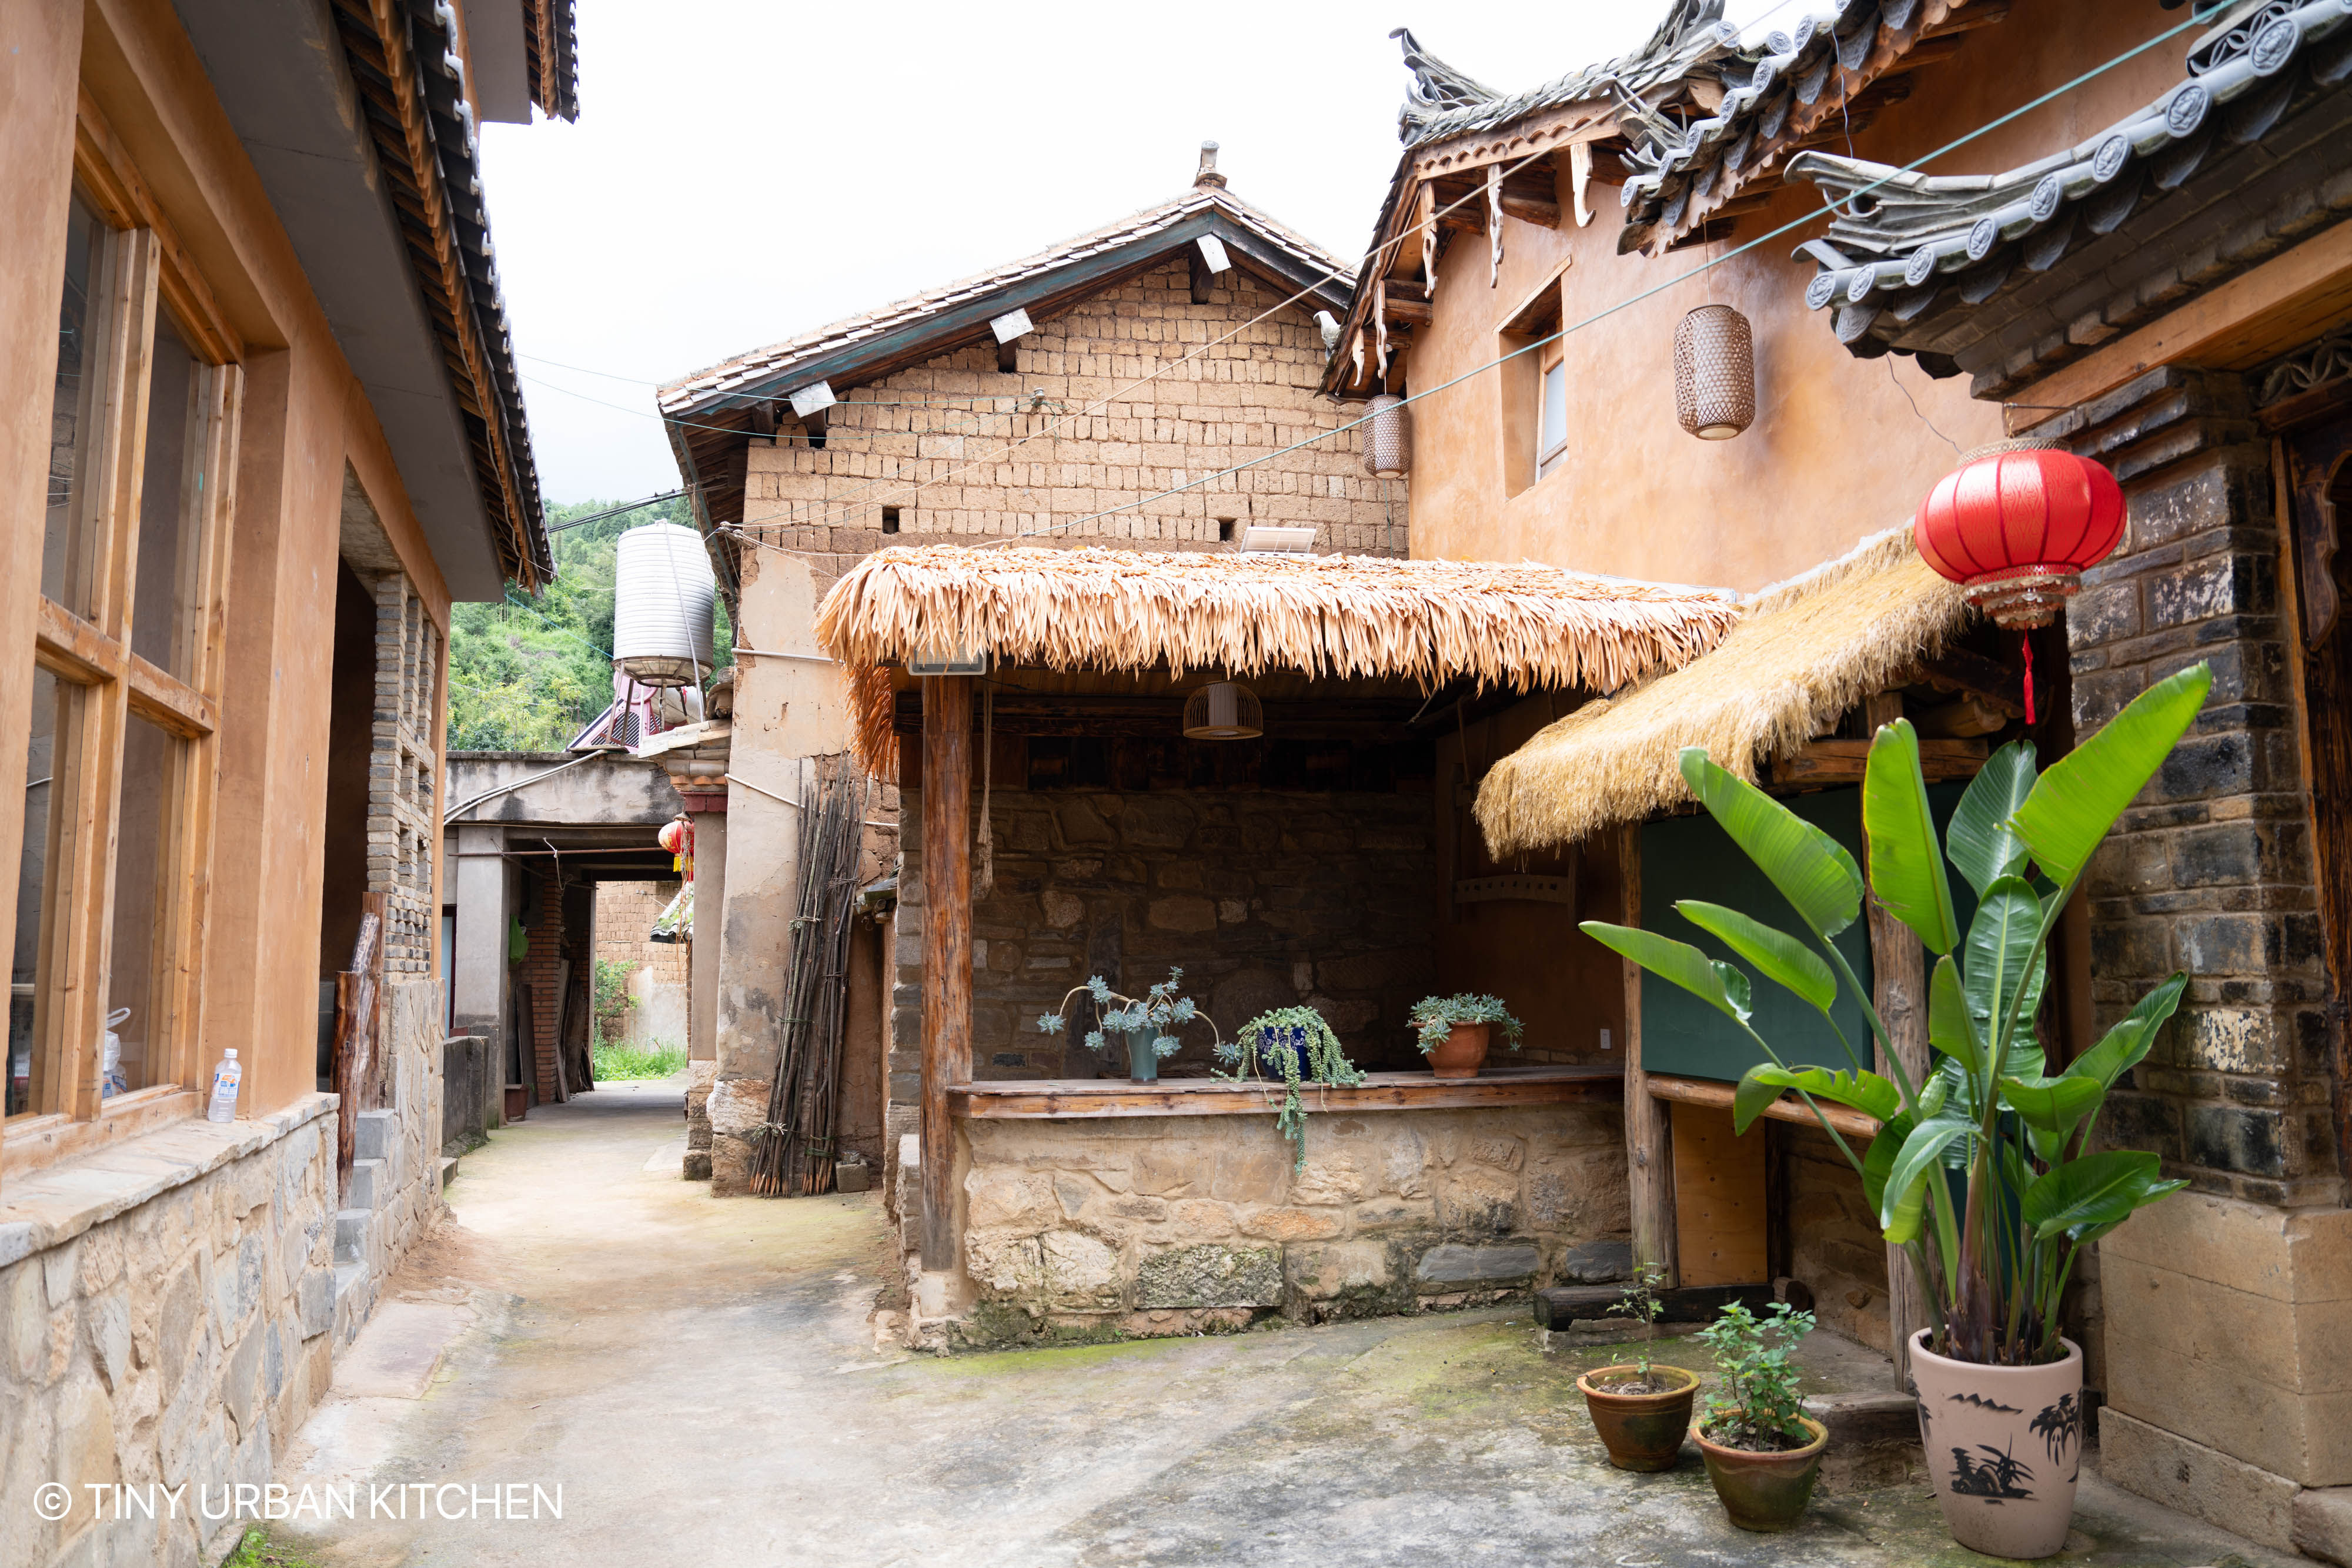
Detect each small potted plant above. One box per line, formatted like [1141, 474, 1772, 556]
[1037, 968, 1218, 1083]
[1217, 1007, 1365, 1172]
[1574, 1263, 1700, 1472]
[1690, 1300, 1826, 1532]
[1406, 993, 1523, 1078]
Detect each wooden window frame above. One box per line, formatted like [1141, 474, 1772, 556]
[1535, 346, 1570, 482]
[5, 96, 240, 1158]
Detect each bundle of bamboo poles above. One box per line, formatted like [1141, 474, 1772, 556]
[750, 755, 871, 1197]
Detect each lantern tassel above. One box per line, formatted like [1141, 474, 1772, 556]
[2020, 633, 2036, 727]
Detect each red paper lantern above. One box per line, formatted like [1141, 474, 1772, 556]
[659, 818, 690, 856]
[1913, 442, 2125, 630]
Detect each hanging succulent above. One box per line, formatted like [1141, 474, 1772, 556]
[1216, 1007, 1366, 1172]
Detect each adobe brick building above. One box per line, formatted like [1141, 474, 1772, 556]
[659, 148, 1402, 1199]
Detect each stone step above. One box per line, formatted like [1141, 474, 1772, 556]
[438, 1155, 459, 1188]
[346, 1158, 387, 1212]
[334, 1207, 375, 1266]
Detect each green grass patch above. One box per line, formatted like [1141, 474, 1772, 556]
[223, 1529, 322, 1568]
[592, 1038, 687, 1080]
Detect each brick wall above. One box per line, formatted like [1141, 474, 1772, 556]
[2055, 367, 2341, 1209]
[739, 257, 1402, 568]
[594, 880, 689, 985]
[523, 872, 564, 1104]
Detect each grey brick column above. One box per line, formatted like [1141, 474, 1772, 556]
[2054, 367, 2342, 1208]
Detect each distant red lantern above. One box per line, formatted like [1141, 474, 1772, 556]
[1913, 442, 2124, 631]
[658, 818, 689, 855]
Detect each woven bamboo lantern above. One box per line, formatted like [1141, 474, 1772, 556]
[1673, 304, 1756, 439]
[1914, 440, 2124, 630]
[1182, 681, 1263, 740]
[1363, 394, 1412, 477]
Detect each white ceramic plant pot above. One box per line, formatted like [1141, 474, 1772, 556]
[1909, 1330, 2085, 1560]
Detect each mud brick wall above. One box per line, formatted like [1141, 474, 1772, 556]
[737, 256, 1404, 569]
[955, 1104, 1629, 1344]
[594, 880, 689, 985]
[2055, 367, 2341, 1208]
[898, 783, 1441, 1091]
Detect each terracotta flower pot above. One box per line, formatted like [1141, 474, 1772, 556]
[1426, 1022, 1491, 1078]
[1909, 1330, 2084, 1559]
[1576, 1364, 1698, 1472]
[1693, 1415, 1827, 1532]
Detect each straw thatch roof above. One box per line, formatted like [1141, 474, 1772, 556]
[818, 546, 1742, 775]
[1474, 526, 1974, 857]
[818, 544, 1739, 686]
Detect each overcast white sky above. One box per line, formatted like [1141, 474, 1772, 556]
[480, 0, 1794, 504]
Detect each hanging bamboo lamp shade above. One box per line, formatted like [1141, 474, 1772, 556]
[1363, 394, 1412, 477]
[1182, 681, 1263, 740]
[1673, 304, 1756, 440]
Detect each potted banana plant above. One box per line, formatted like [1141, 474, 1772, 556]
[1582, 664, 2209, 1560]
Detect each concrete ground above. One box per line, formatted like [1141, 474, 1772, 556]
[275, 1080, 2294, 1568]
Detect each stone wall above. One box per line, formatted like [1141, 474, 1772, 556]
[0, 1099, 348, 1567]
[1783, 1124, 1891, 1355]
[951, 1104, 1628, 1345]
[898, 783, 1440, 1094]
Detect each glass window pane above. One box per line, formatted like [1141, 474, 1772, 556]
[106, 713, 182, 1096]
[1540, 362, 1569, 458]
[9, 669, 68, 1116]
[133, 312, 202, 677]
[46, 193, 108, 617]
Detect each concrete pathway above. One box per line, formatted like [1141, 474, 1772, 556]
[276, 1080, 2294, 1568]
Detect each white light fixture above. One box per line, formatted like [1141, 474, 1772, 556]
[1195, 235, 1231, 274]
[907, 646, 989, 677]
[1182, 681, 1263, 740]
[787, 382, 836, 420]
[989, 308, 1033, 344]
[1239, 524, 1316, 553]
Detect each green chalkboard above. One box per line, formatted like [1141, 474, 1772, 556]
[1640, 784, 1975, 1084]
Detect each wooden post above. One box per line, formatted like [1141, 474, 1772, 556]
[920, 676, 973, 1271]
[1621, 822, 1678, 1285]
[1864, 691, 1932, 1389]
[332, 892, 385, 1186]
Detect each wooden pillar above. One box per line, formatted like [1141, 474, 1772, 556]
[1621, 822, 1678, 1284]
[919, 676, 973, 1271]
[1865, 691, 1932, 1389]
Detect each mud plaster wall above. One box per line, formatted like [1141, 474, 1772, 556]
[956, 1104, 1629, 1342]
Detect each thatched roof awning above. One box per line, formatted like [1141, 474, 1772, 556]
[1474, 528, 1973, 857]
[816, 546, 1740, 691]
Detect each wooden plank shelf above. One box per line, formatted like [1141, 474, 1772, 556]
[951, 1064, 1622, 1120]
[1645, 1072, 1881, 1139]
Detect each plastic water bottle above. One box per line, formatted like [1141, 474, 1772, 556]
[206, 1048, 242, 1123]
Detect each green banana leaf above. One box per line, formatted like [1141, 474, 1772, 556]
[1678, 747, 1864, 938]
[1862, 719, 1960, 954]
[1675, 899, 1838, 1011]
[2012, 664, 2212, 884]
[1860, 1109, 1916, 1215]
[1946, 741, 2037, 895]
[1927, 955, 1982, 1075]
[1963, 876, 2047, 1063]
[1731, 1063, 1900, 1134]
[1580, 921, 1753, 1023]
[2067, 973, 2189, 1091]
[1880, 1114, 1973, 1237]
[2021, 1149, 2187, 1241]
[1999, 1074, 2106, 1139]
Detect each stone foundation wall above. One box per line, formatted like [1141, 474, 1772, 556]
[0, 1099, 348, 1567]
[1784, 1124, 1890, 1355]
[948, 1103, 1628, 1346]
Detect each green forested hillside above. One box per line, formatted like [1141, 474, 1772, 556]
[446, 497, 732, 751]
